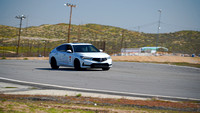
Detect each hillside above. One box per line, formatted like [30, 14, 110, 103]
[0, 24, 200, 55]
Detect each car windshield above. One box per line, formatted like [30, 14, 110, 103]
[73, 45, 100, 52]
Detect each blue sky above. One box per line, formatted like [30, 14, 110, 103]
[0, 0, 200, 33]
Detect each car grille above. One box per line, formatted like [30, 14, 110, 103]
[92, 58, 107, 62]
[91, 63, 109, 68]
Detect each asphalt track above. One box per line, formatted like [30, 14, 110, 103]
[0, 60, 200, 101]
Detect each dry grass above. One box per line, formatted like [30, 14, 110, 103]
[0, 94, 199, 113]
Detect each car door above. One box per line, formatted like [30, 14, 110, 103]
[63, 45, 74, 66]
[56, 45, 67, 66]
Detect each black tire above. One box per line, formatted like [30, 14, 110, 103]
[102, 67, 110, 71]
[51, 58, 59, 69]
[74, 59, 81, 71]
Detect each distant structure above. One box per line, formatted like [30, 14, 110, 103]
[120, 47, 168, 56]
[121, 48, 141, 56]
[141, 47, 168, 53]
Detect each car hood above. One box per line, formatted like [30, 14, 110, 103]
[75, 52, 110, 58]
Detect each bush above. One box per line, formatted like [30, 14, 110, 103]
[76, 94, 82, 97]
[23, 58, 28, 60]
[1, 57, 6, 60]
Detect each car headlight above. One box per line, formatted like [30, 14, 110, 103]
[107, 56, 111, 59]
[80, 56, 92, 60]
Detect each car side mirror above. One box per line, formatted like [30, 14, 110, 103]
[99, 49, 103, 52]
[66, 50, 72, 53]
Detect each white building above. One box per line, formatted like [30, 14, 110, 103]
[120, 47, 168, 56]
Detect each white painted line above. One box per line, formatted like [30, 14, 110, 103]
[0, 77, 199, 101]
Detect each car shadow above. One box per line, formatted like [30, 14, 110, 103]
[35, 68, 103, 71]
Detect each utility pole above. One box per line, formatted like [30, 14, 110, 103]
[64, 3, 76, 43]
[25, 15, 29, 35]
[78, 24, 81, 42]
[43, 41, 46, 57]
[15, 15, 26, 56]
[156, 9, 162, 53]
[120, 30, 125, 50]
[138, 26, 140, 32]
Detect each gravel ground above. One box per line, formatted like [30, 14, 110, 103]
[0, 82, 145, 100]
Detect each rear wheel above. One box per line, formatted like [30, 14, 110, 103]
[74, 59, 81, 71]
[51, 58, 59, 69]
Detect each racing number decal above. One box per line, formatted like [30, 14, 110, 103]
[69, 56, 72, 62]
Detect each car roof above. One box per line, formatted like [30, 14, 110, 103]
[62, 43, 92, 46]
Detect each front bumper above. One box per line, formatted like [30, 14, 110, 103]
[80, 59, 112, 68]
[83, 63, 112, 68]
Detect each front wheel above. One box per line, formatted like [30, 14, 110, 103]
[102, 67, 110, 71]
[74, 59, 81, 71]
[51, 58, 59, 69]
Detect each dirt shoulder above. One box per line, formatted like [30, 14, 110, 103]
[112, 56, 200, 64]
[0, 94, 199, 113]
[1, 56, 200, 64]
[1, 57, 49, 60]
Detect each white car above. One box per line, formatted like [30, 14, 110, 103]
[49, 43, 112, 70]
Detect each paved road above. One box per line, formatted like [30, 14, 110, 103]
[0, 60, 200, 99]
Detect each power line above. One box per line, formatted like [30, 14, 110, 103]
[129, 21, 158, 31]
[161, 22, 200, 31]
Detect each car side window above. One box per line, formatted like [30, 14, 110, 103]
[56, 45, 67, 52]
[66, 45, 73, 53]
